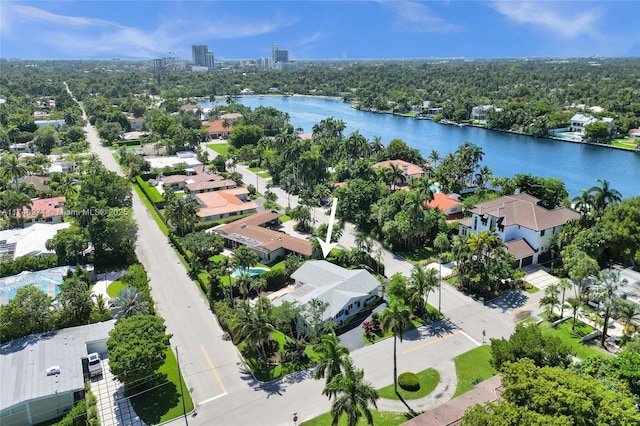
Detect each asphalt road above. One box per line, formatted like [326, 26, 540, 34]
[75, 107, 547, 426]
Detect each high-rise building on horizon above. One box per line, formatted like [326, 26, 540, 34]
[192, 45, 214, 70]
[271, 44, 291, 69]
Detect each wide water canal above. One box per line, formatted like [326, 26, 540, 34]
[200, 96, 639, 198]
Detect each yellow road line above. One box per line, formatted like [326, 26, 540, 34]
[402, 331, 461, 355]
[201, 344, 228, 394]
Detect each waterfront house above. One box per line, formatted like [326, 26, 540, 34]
[272, 261, 380, 324]
[426, 193, 464, 220]
[629, 129, 640, 139]
[471, 105, 501, 123]
[203, 119, 234, 140]
[212, 210, 312, 262]
[373, 159, 430, 186]
[458, 193, 580, 267]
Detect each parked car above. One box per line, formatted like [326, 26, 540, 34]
[87, 352, 103, 377]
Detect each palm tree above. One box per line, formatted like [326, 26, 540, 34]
[165, 194, 199, 236]
[474, 166, 493, 189]
[231, 246, 259, 276]
[409, 265, 438, 318]
[408, 177, 434, 202]
[109, 287, 149, 320]
[572, 189, 594, 217]
[427, 150, 440, 169]
[323, 357, 379, 426]
[379, 298, 413, 395]
[589, 179, 622, 215]
[354, 231, 373, 254]
[0, 190, 32, 227]
[566, 297, 583, 330]
[314, 333, 350, 385]
[388, 163, 406, 191]
[2, 153, 28, 192]
[589, 268, 628, 347]
[557, 278, 573, 318]
[616, 301, 640, 335]
[433, 232, 450, 313]
[233, 298, 274, 361]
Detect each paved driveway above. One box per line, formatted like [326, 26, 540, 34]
[89, 356, 145, 426]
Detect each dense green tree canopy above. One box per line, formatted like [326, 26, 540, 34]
[107, 314, 171, 386]
[0, 285, 54, 342]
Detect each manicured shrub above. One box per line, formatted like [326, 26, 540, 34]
[398, 372, 421, 392]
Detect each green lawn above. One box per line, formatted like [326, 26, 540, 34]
[280, 214, 291, 222]
[258, 172, 271, 178]
[248, 167, 262, 172]
[539, 318, 607, 360]
[378, 368, 440, 400]
[134, 185, 169, 235]
[268, 260, 286, 272]
[395, 246, 438, 263]
[300, 410, 410, 426]
[610, 138, 638, 150]
[525, 284, 540, 294]
[207, 142, 229, 156]
[130, 347, 194, 424]
[106, 281, 126, 298]
[446, 276, 459, 285]
[452, 345, 498, 397]
[210, 254, 227, 264]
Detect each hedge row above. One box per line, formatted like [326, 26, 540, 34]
[135, 176, 164, 205]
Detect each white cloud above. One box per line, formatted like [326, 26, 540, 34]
[383, 1, 464, 33]
[0, 3, 295, 58]
[492, 1, 600, 38]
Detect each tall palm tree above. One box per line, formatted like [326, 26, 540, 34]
[314, 333, 350, 385]
[379, 298, 413, 395]
[354, 231, 373, 254]
[2, 153, 28, 192]
[616, 301, 640, 335]
[589, 268, 628, 347]
[572, 189, 594, 217]
[566, 297, 583, 331]
[589, 179, 622, 215]
[433, 232, 450, 313]
[557, 278, 573, 318]
[427, 150, 440, 169]
[233, 298, 274, 361]
[409, 265, 437, 318]
[0, 190, 32, 227]
[387, 163, 406, 191]
[323, 357, 379, 426]
[109, 287, 149, 320]
[231, 245, 259, 276]
[408, 177, 434, 202]
[165, 194, 199, 236]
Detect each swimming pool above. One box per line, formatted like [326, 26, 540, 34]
[231, 267, 268, 278]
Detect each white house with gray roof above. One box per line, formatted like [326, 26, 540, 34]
[0, 321, 115, 425]
[459, 193, 580, 267]
[273, 261, 380, 324]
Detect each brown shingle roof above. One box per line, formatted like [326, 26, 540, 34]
[505, 238, 536, 259]
[470, 193, 580, 231]
[215, 211, 312, 256]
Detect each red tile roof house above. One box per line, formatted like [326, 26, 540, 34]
[212, 210, 313, 263]
[17, 196, 66, 226]
[195, 190, 258, 222]
[203, 120, 235, 140]
[373, 159, 431, 187]
[458, 193, 580, 268]
[426, 192, 464, 220]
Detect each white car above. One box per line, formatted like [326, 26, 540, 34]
[87, 352, 103, 377]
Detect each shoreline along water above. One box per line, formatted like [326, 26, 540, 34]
[199, 96, 640, 198]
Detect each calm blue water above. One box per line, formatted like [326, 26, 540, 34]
[200, 97, 639, 198]
[232, 267, 267, 277]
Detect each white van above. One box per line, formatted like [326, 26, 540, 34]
[87, 352, 103, 377]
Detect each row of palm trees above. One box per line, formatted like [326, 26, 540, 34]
[572, 179, 623, 219]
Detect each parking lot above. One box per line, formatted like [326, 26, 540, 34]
[89, 356, 146, 426]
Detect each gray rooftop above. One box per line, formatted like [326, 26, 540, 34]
[274, 261, 379, 320]
[0, 320, 115, 410]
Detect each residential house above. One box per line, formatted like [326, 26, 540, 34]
[144, 151, 202, 170]
[21, 176, 51, 192]
[0, 265, 94, 305]
[127, 116, 145, 130]
[157, 165, 237, 193]
[213, 210, 313, 263]
[471, 105, 501, 123]
[272, 261, 380, 324]
[203, 120, 234, 140]
[569, 113, 613, 135]
[628, 128, 640, 139]
[426, 193, 464, 220]
[0, 223, 71, 263]
[373, 159, 430, 186]
[458, 193, 580, 267]
[18, 196, 66, 226]
[0, 321, 115, 425]
[196, 189, 258, 222]
[421, 101, 443, 116]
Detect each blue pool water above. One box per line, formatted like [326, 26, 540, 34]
[232, 267, 267, 277]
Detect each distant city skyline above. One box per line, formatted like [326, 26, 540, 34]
[1, 1, 639, 60]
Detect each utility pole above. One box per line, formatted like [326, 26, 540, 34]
[176, 346, 189, 426]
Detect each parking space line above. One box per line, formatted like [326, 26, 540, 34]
[201, 344, 228, 394]
[402, 331, 461, 355]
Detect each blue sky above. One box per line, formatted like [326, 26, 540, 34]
[1, 1, 639, 60]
